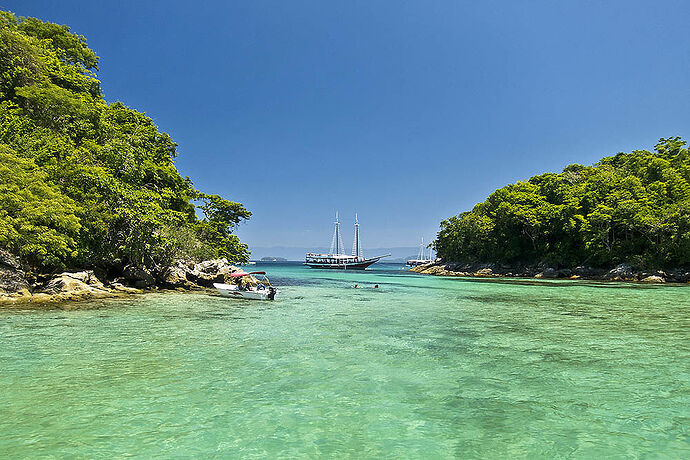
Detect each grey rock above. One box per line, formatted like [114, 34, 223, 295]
[161, 261, 191, 288]
[604, 263, 637, 281]
[536, 267, 557, 278]
[123, 265, 155, 288]
[0, 250, 29, 294]
[557, 268, 572, 278]
[573, 266, 606, 278]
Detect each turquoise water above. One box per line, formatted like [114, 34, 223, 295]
[1, 262, 688, 458]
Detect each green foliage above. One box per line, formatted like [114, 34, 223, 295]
[0, 11, 250, 271]
[196, 194, 252, 263]
[0, 145, 80, 269]
[436, 137, 690, 269]
[17, 16, 98, 70]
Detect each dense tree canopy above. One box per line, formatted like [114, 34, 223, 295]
[435, 138, 690, 269]
[0, 11, 250, 272]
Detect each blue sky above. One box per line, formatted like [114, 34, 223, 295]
[4, 1, 690, 250]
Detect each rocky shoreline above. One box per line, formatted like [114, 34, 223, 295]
[0, 250, 252, 305]
[411, 261, 690, 284]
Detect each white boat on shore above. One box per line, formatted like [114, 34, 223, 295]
[213, 271, 278, 300]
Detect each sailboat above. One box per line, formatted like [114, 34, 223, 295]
[406, 237, 434, 266]
[305, 213, 390, 269]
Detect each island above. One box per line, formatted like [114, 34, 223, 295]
[415, 138, 690, 283]
[260, 257, 288, 262]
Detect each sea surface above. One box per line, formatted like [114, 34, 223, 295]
[1, 262, 688, 458]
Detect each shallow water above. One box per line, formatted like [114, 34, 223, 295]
[1, 262, 688, 457]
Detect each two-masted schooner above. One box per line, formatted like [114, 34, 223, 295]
[406, 237, 435, 267]
[305, 213, 390, 269]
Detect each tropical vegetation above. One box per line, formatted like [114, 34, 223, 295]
[435, 137, 690, 269]
[0, 11, 250, 274]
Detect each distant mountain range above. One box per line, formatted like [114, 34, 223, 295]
[249, 246, 421, 262]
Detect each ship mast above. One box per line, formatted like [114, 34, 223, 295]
[352, 213, 363, 259]
[330, 212, 344, 256]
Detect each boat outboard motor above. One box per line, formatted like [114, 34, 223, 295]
[268, 286, 276, 300]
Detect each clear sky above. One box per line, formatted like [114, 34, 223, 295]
[4, 0, 690, 250]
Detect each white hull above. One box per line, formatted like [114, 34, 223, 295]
[213, 283, 277, 300]
[304, 254, 388, 269]
[406, 259, 433, 267]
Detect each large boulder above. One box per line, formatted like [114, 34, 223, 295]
[572, 266, 606, 279]
[604, 263, 637, 281]
[414, 265, 449, 276]
[535, 267, 557, 279]
[35, 271, 112, 302]
[161, 261, 192, 288]
[474, 268, 494, 277]
[123, 264, 156, 288]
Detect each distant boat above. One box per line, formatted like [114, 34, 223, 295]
[406, 237, 434, 266]
[305, 213, 390, 269]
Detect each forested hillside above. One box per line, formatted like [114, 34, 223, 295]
[435, 138, 690, 269]
[0, 11, 250, 273]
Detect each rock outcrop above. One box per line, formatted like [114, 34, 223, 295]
[162, 261, 194, 289]
[0, 255, 247, 306]
[0, 268, 142, 305]
[411, 261, 689, 283]
[640, 275, 665, 283]
[603, 264, 637, 281]
[0, 250, 31, 302]
[161, 258, 245, 288]
[123, 264, 156, 288]
[33, 271, 115, 302]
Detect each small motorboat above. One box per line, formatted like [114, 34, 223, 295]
[213, 271, 278, 301]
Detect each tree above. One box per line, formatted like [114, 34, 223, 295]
[0, 145, 80, 269]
